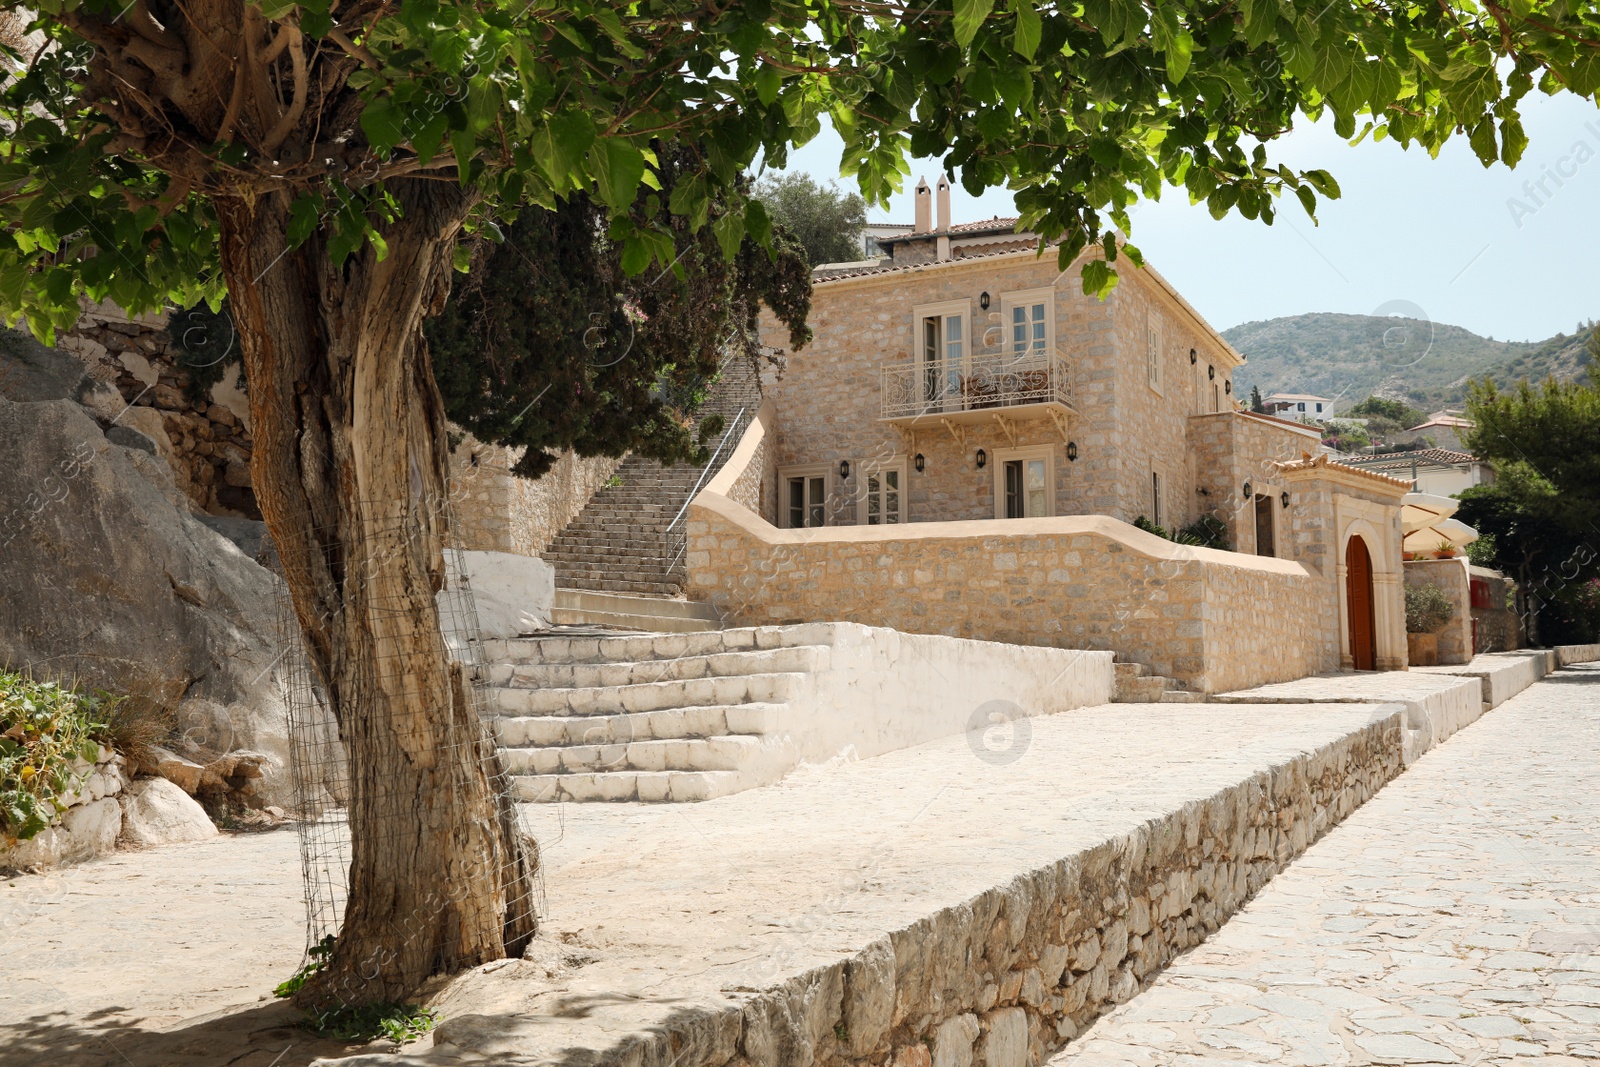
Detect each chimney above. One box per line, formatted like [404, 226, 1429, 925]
[936, 174, 951, 232]
[913, 176, 932, 233]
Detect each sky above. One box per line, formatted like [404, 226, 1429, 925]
[766, 91, 1600, 343]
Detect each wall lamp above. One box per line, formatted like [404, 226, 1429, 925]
[838, 459, 851, 479]
[979, 291, 991, 310]
[1281, 491, 1291, 509]
[1066, 441, 1079, 462]
[1225, 381, 1233, 394]
[1243, 481, 1253, 498]
[975, 448, 987, 469]
[1208, 365, 1216, 380]
[1189, 348, 1197, 365]
[914, 453, 925, 473]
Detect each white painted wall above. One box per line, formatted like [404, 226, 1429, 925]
[446, 549, 555, 639]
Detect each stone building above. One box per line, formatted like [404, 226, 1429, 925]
[683, 194, 1413, 691]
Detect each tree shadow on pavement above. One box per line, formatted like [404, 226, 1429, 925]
[0, 1002, 397, 1066]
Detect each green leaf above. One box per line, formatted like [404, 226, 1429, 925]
[1080, 259, 1117, 299]
[620, 235, 652, 275]
[714, 211, 743, 261]
[744, 200, 771, 245]
[953, 0, 996, 49]
[359, 97, 405, 155]
[1010, 0, 1041, 60]
[591, 139, 646, 210]
[1165, 30, 1194, 83]
[755, 65, 782, 106]
[286, 194, 324, 248]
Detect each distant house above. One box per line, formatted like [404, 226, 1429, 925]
[1343, 447, 1493, 497]
[860, 222, 914, 260]
[1262, 393, 1335, 422]
[1407, 412, 1474, 450]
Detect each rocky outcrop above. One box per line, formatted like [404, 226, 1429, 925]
[0, 328, 337, 818]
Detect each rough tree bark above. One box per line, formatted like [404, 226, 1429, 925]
[216, 178, 537, 1006]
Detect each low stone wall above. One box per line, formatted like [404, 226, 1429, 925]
[1404, 558, 1472, 665]
[449, 437, 623, 557]
[1556, 643, 1600, 666]
[686, 412, 1326, 694]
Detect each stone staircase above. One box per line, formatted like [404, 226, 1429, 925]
[548, 588, 722, 633]
[1112, 658, 1206, 703]
[483, 628, 817, 802]
[541, 354, 761, 599]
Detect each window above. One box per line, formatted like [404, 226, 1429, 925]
[1315, 403, 1324, 414]
[779, 465, 829, 528]
[1297, 402, 1306, 412]
[858, 460, 907, 525]
[1145, 316, 1164, 393]
[1212, 383, 1221, 413]
[1254, 494, 1275, 557]
[1151, 471, 1163, 528]
[1001, 288, 1054, 362]
[994, 446, 1054, 519]
[913, 300, 970, 409]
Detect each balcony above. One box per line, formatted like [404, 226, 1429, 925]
[881, 352, 1074, 442]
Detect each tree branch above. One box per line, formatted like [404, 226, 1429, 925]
[263, 27, 307, 156]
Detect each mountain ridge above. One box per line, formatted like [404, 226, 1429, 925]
[1222, 312, 1593, 411]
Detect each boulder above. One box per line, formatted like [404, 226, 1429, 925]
[0, 329, 340, 809]
[120, 778, 218, 847]
[144, 745, 205, 794]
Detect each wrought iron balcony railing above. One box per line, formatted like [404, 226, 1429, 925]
[881, 353, 1072, 421]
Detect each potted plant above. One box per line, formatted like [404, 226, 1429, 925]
[1433, 540, 1457, 560]
[1404, 583, 1455, 666]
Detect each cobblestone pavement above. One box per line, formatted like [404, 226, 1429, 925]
[1052, 664, 1600, 1067]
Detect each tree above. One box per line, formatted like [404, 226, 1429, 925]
[1249, 384, 1265, 413]
[4, 0, 1598, 1010]
[427, 161, 812, 480]
[753, 171, 869, 267]
[1349, 395, 1425, 430]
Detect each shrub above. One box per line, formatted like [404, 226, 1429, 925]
[0, 671, 108, 842]
[1175, 514, 1231, 550]
[1405, 584, 1455, 634]
[1132, 515, 1170, 539]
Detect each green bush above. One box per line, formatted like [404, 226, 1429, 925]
[1132, 515, 1170, 539]
[1175, 514, 1231, 550]
[1404, 584, 1455, 634]
[1, 671, 110, 842]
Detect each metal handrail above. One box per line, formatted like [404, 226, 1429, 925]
[881, 352, 1071, 420]
[663, 404, 749, 574]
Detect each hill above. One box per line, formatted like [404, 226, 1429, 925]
[1222, 313, 1594, 411]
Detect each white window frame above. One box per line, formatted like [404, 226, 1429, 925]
[1150, 468, 1166, 529]
[999, 287, 1055, 363]
[856, 457, 909, 526]
[1145, 314, 1164, 395]
[992, 445, 1056, 519]
[778, 463, 831, 529]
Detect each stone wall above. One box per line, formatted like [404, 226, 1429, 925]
[1186, 410, 1320, 552]
[62, 302, 258, 518]
[1404, 558, 1473, 665]
[449, 437, 622, 557]
[1469, 567, 1523, 653]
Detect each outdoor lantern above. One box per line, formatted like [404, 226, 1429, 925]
[979, 291, 991, 310]
[1225, 380, 1232, 394]
[1189, 348, 1197, 365]
[1066, 441, 1078, 462]
[975, 448, 987, 469]
[914, 453, 925, 472]
[838, 459, 850, 479]
[1208, 365, 1215, 380]
[1281, 491, 1291, 509]
[1243, 481, 1253, 498]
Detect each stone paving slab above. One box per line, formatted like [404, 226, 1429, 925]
[0, 700, 1404, 1067]
[1212, 671, 1483, 765]
[1050, 663, 1600, 1067]
[1411, 649, 1555, 709]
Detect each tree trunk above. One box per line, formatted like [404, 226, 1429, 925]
[216, 179, 537, 1007]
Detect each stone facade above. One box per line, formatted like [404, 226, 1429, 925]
[1403, 557, 1473, 665]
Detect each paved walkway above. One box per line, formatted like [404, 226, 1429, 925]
[1052, 664, 1600, 1066]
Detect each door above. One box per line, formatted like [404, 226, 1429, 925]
[921, 312, 964, 408]
[786, 474, 826, 528]
[1002, 458, 1049, 518]
[1253, 494, 1275, 557]
[860, 465, 904, 525]
[1345, 535, 1377, 671]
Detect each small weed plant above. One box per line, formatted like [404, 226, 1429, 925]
[275, 936, 439, 1044]
[1, 670, 108, 842]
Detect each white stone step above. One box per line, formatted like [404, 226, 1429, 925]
[510, 768, 758, 803]
[487, 672, 806, 717]
[491, 703, 787, 747]
[546, 606, 712, 632]
[501, 733, 794, 776]
[553, 589, 718, 620]
[483, 624, 839, 666]
[486, 645, 829, 689]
